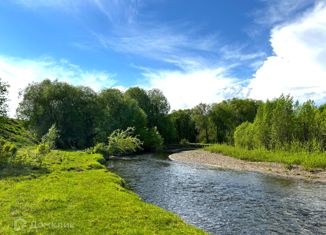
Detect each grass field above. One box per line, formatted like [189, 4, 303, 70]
[205, 144, 326, 170]
[0, 149, 205, 234]
[0, 118, 37, 146]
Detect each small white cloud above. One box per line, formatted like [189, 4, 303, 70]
[248, 3, 326, 103]
[0, 55, 116, 117]
[142, 68, 242, 111]
[95, 25, 220, 70]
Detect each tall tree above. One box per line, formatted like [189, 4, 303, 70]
[0, 78, 9, 117]
[147, 89, 176, 143]
[192, 103, 214, 143]
[270, 95, 295, 148]
[125, 87, 152, 117]
[170, 109, 197, 143]
[17, 80, 99, 148]
[97, 88, 147, 143]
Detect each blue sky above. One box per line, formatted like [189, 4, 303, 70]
[0, 0, 325, 116]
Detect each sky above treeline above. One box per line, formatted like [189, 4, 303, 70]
[0, 0, 326, 116]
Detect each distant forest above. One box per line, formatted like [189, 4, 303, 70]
[1, 78, 326, 152]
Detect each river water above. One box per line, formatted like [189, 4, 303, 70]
[109, 153, 326, 234]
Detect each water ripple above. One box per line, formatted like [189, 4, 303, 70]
[110, 154, 326, 235]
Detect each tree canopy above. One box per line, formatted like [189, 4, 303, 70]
[15, 79, 326, 153]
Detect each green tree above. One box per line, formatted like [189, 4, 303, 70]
[234, 121, 254, 149]
[209, 102, 234, 143]
[147, 89, 176, 143]
[0, 78, 9, 117]
[192, 103, 214, 143]
[170, 109, 197, 143]
[252, 100, 275, 149]
[270, 95, 295, 149]
[209, 99, 260, 144]
[97, 88, 147, 143]
[41, 124, 59, 150]
[138, 127, 164, 151]
[125, 87, 152, 118]
[17, 80, 99, 148]
[318, 107, 326, 150]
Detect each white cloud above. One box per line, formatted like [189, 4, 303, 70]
[248, 3, 326, 103]
[254, 0, 315, 26]
[142, 68, 243, 111]
[0, 55, 116, 117]
[95, 24, 220, 70]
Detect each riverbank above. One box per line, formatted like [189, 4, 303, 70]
[169, 150, 326, 183]
[0, 149, 205, 234]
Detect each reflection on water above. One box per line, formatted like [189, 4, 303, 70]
[110, 153, 326, 234]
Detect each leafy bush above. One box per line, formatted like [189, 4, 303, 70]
[0, 141, 17, 166]
[180, 138, 190, 145]
[234, 122, 254, 149]
[108, 127, 143, 155]
[92, 143, 110, 158]
[41, 124, 59, 150]
[139, 127, 163, 151]
[36, 143, 50, 155]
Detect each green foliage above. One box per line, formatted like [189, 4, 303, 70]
[17, 80, 176, 149]
[270, 95, 295, 148]
[234, 122, 254, 149]
[125, 87, 152, 118]
[96, 89, 147, 143]
[0, 78, 9, 117]
[41, 124, 59, 149]
[0, 118, 37, 146]
[0, 141, 17, 166]
[180, 138, 190, 145]
[17, 80, 100, 148]
[89, 143, 110, 158]
[192, 103, 214, 143]
[107, 127, 143, 155]
[36, 143, 50, 155]
[138, 127, 164, 151]
[15, 78, 326, 153]
[147, 89, 176, 144]
[205, 144, 326, 170]
[209, 98, 260, 144]
[170, 109, 197, 143]
[0, 149, 205, 234]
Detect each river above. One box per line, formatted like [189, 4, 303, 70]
[109, 153, 326, 234]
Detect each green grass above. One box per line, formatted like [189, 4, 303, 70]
[0, 118, 37, 147]
[205, 144, 326, 170]
[0, 149, 206, 234]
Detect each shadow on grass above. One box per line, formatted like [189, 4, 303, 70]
[0, 161, 50, 179]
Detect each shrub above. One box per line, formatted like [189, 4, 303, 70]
[180, 138, 190, 145]
[0, 141, 17, 166]
[41, 124, 59, 150]
[36, 143, 50, 155]
[234, 122, 254, 149]
[139, 127, 163, 151]
[107, 127, 143, 155]
[92, 143, 110, 158]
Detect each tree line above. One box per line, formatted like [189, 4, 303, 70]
[1, 78, 326, 153]
[13, 79, 261, 150]
[234, 95, 326, 152]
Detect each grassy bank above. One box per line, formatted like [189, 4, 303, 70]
[0, 118, 37, 146]
[0, 149, 205, 234]
[205, 144, 326, 170]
